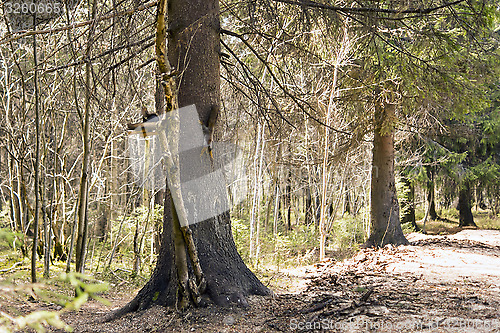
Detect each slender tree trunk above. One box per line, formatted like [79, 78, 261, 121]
[42, 116, 51, 278]
[319, 73, 338, 261]
[153, 76, 165, 253]
[31, 29, 40, 283]
[109, 135, 118, 228]
[249, 124, 262, 260]
[285, 168, 292, 231]
[0, 148, 3, 213]
[273, 145, 282, 235]
[273, 181, 280, 236]
[7, 150, 16, 228]
[15, 162, 23, 233]
[96, 192, 108, 240]
[20, 166, 29, 236]
[58, 174, 67, 260]
[304, 118, 314, 226]
[476, 187, 486, 210]
[265, 187, 273, 232]
[66, 200, 78, 273]
[250, 124, 265, 262]
[46, 109, 59, 271]
[364, 97, 408, 247]
[426, 166, 438, 220]
[75, 0, 94, 272]
[133, 214, 142, 275]
[305, 187, 312, 224]
[343, 183, 351, 215]
[255, 131, 265, 263]
[8, 147, 21, 233]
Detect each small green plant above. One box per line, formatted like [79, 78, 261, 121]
[97, 204, 163, 277]
[231, 219, 250, 261]
[0, 228, 24, 252]
[271, 225, 319, 266]
[0, 272, 109, 333]
[329, 215, 366, 251]
[232, 212, 369, 270]
[0, 310, 71, 333]
[438, 208, 459, 221]
[401, 221, 418, 234]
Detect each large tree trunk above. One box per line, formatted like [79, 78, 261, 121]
[364, 98, 408, 247]
[458, 181, 477, 227]
[108, 0, 268, 319]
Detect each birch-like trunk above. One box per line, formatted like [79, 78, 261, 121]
[31, 28, 40, 283]
[249, 123, 263, 260]
[75, 0, 95, 273]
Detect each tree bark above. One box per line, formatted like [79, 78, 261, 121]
[285, 168, 292, 232]
[75, 42, 92, 274]
[31, 29, 40, 283]
[426, 166, 438, 220]
[8, 148, 21, 233]
[0, 148, 3, 213]
[458, 181, 477, 227]
[305, 187, 313, 224]
[249, 124, 263, 260]
[343, 184, 351, 215]
[108, 0, 269, 319]
[364, 97, 408, 247]
[153, 73, 165, 254]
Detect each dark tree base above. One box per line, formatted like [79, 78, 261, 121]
[362, 232, 410, 248]
[459, 219, 477, 228]
[105, 206, 270, 322]
[458, 183, 477, 228]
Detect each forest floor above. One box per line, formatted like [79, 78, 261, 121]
[2, 228, 500, 332]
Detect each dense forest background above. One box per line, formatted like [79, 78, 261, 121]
[0, 0, 500, 330]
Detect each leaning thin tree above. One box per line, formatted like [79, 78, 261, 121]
[108, 0, 269, 318]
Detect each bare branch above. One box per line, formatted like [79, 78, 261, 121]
[0, 1, 157, 45]
[44, 34, 155, 73]
[272, 0, 466, 16]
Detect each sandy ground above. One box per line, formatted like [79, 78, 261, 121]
[394, 231, 500, 285]
[1, 229, 499, 332]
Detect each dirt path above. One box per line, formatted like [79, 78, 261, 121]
[3, 230, 500, 332]
[391, 231, 500, 284]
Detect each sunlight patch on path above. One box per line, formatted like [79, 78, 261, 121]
[386, 246, 500, 284]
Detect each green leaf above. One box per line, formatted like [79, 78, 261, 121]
[84, 282, 109, 294]
[69, 293, 88, 310]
